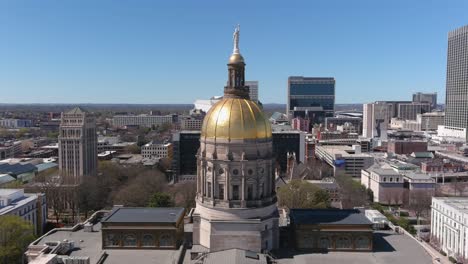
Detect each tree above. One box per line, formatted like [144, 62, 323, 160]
[406, 190, 432, 225]
[148, 192, 173, 207]
[124, 144, 141, 154]
[171, 182, 197, 209]
[0, 215, 35, 264]
[35, 168, 66, 224]
[277, 179, 330, 209]
[336, 175, 370, 209]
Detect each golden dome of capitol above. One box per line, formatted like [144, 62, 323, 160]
[201, 98, 272, 140]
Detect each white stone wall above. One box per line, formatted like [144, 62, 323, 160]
[431, 197, 468, 258]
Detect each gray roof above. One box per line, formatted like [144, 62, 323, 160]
[367, 167, 400, 176]
[101, 207, 185, 223]
[289, 209, 373, 225]
[66, 107, 86, 114]
[0, 163, 37, 176]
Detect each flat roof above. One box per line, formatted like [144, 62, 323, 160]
[101, 207, 185, 223]
[317, 145, 373, 158]
[290, 209, 373, 225]
[433, 197, 468, 214]
[367, 167, 400, 176]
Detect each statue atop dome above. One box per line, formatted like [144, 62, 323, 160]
[233, 24, 240, 54]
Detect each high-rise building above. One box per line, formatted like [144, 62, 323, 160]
[412, 92, 437, 110]
[363, 102, 388, 139]
[287, 76, 335, 125]
[192, 26, 278, 254]
[58, 107, 98, 185]
[439, 25, 468, 141]
[245, 80, 258, 103]
[397, 102, 431, 120]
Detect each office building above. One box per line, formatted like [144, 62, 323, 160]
[431, 197, 468, 258]
[112, 114, 174, 128]
[325, 116, 363, 134]
[418, 112, 445, 131]
[397, 102, 431, 120]
[291, 116, 310, 132]
[287, 76, 335, 124]
[192, 27, 279, 253]
[0, 189, 47, 236]
[362, 102, 388, 139]
[141, 141, 173, 161]
[439, 25, 468, 141]
[180, 117, 203, 130]
[272, 131, 306, 172]
[315, 145, 374, 177]
[245, 80, 259, 103]
[387, 140, 428, 154]
[0, 119, 32, 128]
[58, 107, 98, 185]
[171, 131, 200, 181]
[0, 141, 22, 159]
[413, 92, 437, 109]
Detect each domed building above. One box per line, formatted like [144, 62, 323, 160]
[192, 26, 279, 253]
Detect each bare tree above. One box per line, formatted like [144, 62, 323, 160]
[406, 190, 432, 225]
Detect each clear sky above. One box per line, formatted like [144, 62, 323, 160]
[1, 0, 467, 104]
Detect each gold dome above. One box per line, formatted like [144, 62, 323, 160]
[201, 98, 272, 140]
[228, 53, 245, 64]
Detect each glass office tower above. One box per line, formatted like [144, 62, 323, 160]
[287, 76, 335, 126]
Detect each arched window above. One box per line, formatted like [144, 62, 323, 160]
[123, 234, 137, 247]
[142, 234, 155, 247]
[319, 237, 330, 249]
[336, 236, 351, 249]
[105, 233, 120, 247]
[356, 236, 370, 249]
[159, 234, 173, 247]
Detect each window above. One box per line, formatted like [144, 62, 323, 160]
[383, 177, 387, 182]
[390, 177, 393, 182]
[105, 233, 120, 247]
[233, 169, 239, 175]
[247, 184, 253, 200]
[319, 237, 331, 249]
[233, 185, 239, 200]
[356, 236, 370, 249]
[142, 234, 155, 247]
[219, 184, 225, 200]
[336, 237, 351, 249]
[207, 182, 212, 198]
[159, 234, 173, 247]
[259, 183, 264, 198]
[123, 234, 137, 247]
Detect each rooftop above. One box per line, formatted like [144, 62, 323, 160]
[289, 209, 373, 225]
[403, 172, 434, 181]
[316, 145, 372, 158]
[433, 197, 468, 214]
[101, 207, 185, 223]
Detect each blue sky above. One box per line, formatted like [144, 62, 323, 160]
[1, 0, 467, 104]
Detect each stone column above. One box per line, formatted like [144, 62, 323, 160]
[241, 161, 246, 207]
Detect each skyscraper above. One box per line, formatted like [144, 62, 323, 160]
[287, 76, 335, 125]
[412, 92, 437, 110]
[58, 107, 98, 185]
[439, 25, 468, 141]
[192, 26, 278, 253]
[363, 102, 388, 139]
[245, 80, 259, 103]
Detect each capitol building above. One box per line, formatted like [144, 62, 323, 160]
[192, 26, 279, 253]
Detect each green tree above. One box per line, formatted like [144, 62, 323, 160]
[0, 215, 35, 264]
[148, 192, 173, 207]
[277, 179, 330, 209]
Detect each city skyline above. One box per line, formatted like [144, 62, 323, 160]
[1, 1, 467, 104]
